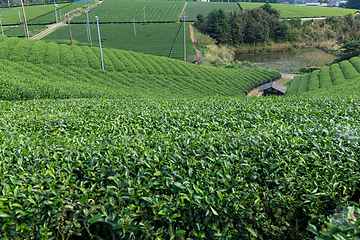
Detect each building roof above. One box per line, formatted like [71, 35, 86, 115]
[258, 82, 287, 94]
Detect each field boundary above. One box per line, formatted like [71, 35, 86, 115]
[177, 2, 188, 23]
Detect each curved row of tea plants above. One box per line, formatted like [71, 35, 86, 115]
[0, 94, 359, 239]
[44, 23, 196, 61]
[286, 56, 360, 95]
[72, 0, 185, 24]
[0, 35, 280, 100]
[0, 55, 280, 101]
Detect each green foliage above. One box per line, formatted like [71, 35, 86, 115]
[334, 41, 360, 63]
[319, 66, 332, 88]
[308, 205, 360, 239]
[207, 9, 231, 44]
[45, 23, 196, 60]
[330, 63, 346, 85]
[308, 70, 320, 92]
[285, 75, 301, 95]
[71, 0, 185, 23]
[0, 95, 359, 239]
[297, 73, 310, 93]
[0, 3, 70, 25]
[346, 0, 360, 9]
[0, 36, 280, 100]
[288, 56, 360, 95]
[186, 2, 357, 21]
[339, 60, 360, 79]
[27, 1, 96, 24]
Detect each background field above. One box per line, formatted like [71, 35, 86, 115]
[0, 3, 70, 25]
[44, 22, 197, 60]
[27, 1, 95, 24]
[186, 2, 358, 21]
[186, 2, 240, 21]
[286, 56, 360, 95]
[71, 0, 185, 23]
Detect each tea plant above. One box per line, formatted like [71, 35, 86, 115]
[0, 95, 359, 239]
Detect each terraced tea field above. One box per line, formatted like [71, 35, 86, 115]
[286, 56, 360, 95]
[186, 2, 358, 21]
[72, 0, 185, 23]
[0, 35, 280, 100]
[44, 23, 196, 60]
[0, 3, 70, 25]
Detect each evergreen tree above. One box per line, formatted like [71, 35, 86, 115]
[346, 0, 360, 9]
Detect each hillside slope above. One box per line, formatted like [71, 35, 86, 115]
[286, 56, 360, 95]
[0, 36, 280, 100]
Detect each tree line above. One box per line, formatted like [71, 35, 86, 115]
[194, 2, 360, 46]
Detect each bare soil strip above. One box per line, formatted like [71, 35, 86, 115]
[189, 24, 202, 59]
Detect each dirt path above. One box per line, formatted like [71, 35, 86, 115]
[189, 24, 202, 59]
[177, 2, 188, 22]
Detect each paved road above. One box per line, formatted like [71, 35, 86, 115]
[30, 21, 65, 40]
[281, 73, 303, 78]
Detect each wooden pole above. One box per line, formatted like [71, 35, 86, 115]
[20, 0, 29, 39]
[67, 14, 73, 45]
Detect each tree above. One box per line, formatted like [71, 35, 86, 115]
[207, 9, 231, 44]
[346, 0, 360, 9]
[334, 41, 360, 62]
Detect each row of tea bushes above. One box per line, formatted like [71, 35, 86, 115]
[0, 95, 359, 239]
[287, 56, 360, 95]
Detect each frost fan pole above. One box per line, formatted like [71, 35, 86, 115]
[143, 6, 146, 24]
[20, 0, 29, 39]
[133, 16, 136, 36]
[183, 0, 186, 62]
[66, 14, 73, 45]
[0, 18, 3, 35]
[85, 10, 92, 47]
[95, 16, 104, 70]
[54, 0, 58, 23]
[18, 10, 26, 38]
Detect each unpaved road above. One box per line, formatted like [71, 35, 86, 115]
[189, 24, 201, 59]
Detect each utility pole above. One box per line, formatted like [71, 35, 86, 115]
[295, 0, 296, 12]
[66, 14, 73, 45]
[244, 0, 245, 11]
[8, 0, 10, 8]
[133, 16, 136, 36]
[95, 16, 104, 70]
[18, 10, 26, 38]
[20, 0, 29, 39]
[183, 1, 186, 62]
[59, 9, 61, 21]
[54, 0, 58, 23]
[143, 6, 146, 24]
[85, 10, 92, 47]
[0, 17, 3, 35]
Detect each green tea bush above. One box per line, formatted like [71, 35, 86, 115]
[286, 75, 301, 95]
[308, 205, 360, 239]
[319, 66, 332, 88]
[59, 44, 76, 66]
[339, 60, 360, 79]
[349, 56, 360, 73]
[330, 63, 346, 85]
[0, 96, 359, 239]
[70, 45, 90, 68]
[308, 70, 320, 92]
[27, 40, 46, 64]
[44, 42, 59, 65]
[297, 73, 310, 93]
